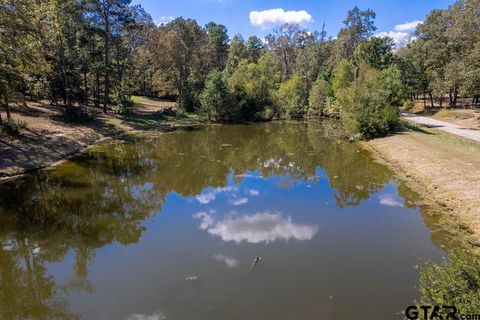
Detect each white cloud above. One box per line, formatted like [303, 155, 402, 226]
[213, 254, 239, 268]
[375, 31, 416, 48]
[379, 194, 404, 207]
[375, 20, 422, 48]
[195, 186, 237, 204]
[195, 193, 216, 204]
[394, 20, 423, 31]
[247, 189, 260, 196]
[155, 16, 175, 26]
[195, 211, 318, 243]
[250, 8, 313, 29]
[193, 211, 215, 229]
[128, 312, 166, 320]
[230, 198, 249, 206]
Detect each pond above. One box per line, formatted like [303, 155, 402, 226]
[0, 121, 447, 320]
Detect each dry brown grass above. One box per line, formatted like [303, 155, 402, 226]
[365, 123, 480, 249]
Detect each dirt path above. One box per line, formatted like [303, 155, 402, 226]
[402, 112, 480, 142]
[365, 123, 480, 248]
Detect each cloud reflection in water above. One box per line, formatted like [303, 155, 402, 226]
[194, 211, 318, 244]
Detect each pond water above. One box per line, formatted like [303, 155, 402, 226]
[0, 121, 446, 320]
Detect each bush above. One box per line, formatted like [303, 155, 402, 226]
[1, 118, 28, 133]
[418, 251, 480, 314]
[113, 86, 135, 114]
[402, 100, 415, 112]
[334, 64, 405, 139]
[275, 75, 307, 119]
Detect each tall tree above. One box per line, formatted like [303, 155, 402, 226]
[227, 34, 246, 69]
[149, 18, 208, 111]
[205, 22, 229, 71]
[336, 7, 377, 59]
[266, 23, 302, 80]
[0, 0, 43, 121]
[245, 35, 264, 63]
[84, 0, 133, 113]
[353, 37, 394, 70]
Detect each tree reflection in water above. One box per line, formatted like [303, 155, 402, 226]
[0, 121, 423, 319]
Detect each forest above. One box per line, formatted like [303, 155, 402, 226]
[1, 0, 479, 139]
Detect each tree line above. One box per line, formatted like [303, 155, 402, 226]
[1, 0, 479, 138]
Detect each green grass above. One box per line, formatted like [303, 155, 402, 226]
[131, 95, 167, 104]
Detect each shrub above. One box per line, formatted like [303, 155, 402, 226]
[336, 64, 404, 139]
[113, 85, 135, 114]
[418, 251, 480, 314]
[402, 100, 415, 112]
[1, 118, 28, 133]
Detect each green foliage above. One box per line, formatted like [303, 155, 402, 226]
[402, 100, 415, 112]
[205, 22, 229, 70]
[353, 37, 394, 69]
[245, 35, 264, 63]
[1, 118, 28, 134]
[332, 59, 355, 94]
[275, 75, 307, 119]
[309, 78, 338, 117]
[335, 65, 404, 139]
[377, 65, 408, 107]
[227, 34, 246, 69]
[228, 53, 282, 120]
[336, 6, 377, 59]
[200, 70, 237, 121]
[113, 86, 135, 114]
[419, 251, 480, 313]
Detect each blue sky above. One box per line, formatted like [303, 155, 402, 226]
[133, 0, 453, 42]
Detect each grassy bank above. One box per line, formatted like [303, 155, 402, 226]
[0, 97, 201, 180]
[364, 121, 480, 249]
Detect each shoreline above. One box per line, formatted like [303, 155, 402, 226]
[0, 101, 203, 183]
[3, 111, 480, 252]
[362, 123, 480, 250]
[0, 124, 203, 183]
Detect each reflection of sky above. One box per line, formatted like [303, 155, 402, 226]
[194, 211, 318, 243]
[54, 169, 443, 320]
[213, 254, 239, 268]
[195, 186, 237, 204]
[379, 194, 404, 207]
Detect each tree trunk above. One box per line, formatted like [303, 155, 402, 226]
[449, 89, 453, 107]
[0, 109, 3, 125]
[452, 89, 458, 107]
[4, 93, 11, 120]
[95, 70, 100, 108]
[429, 92, 434, 108]
[62, 70, 70, 119]
[103, 28, 110, 114]
[83, 68, 88, 102]
[423, 91, 427, 109]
